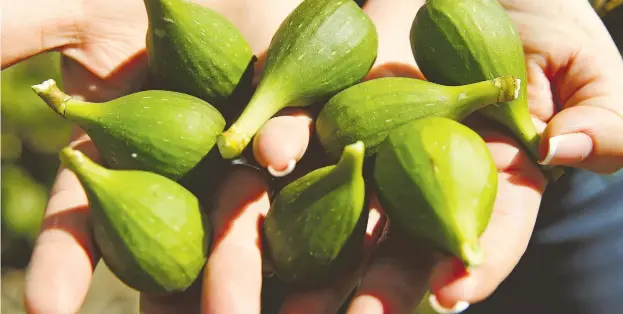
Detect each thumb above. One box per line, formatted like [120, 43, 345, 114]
[538, 105, 623, 174]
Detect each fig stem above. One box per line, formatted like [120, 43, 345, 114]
[450, 75, 520, 120]
[491, 75, 521, 103]
[59, 147, 109, 181]
[217, 91, 284, 159]
[31, 79, 71, 116]
[460, 241, 484, 268]
[336, 141, 365, 174]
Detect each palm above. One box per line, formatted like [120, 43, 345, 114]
[59, 0, 148, 100]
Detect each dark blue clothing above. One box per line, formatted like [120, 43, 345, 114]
[467, 168, 623, 314]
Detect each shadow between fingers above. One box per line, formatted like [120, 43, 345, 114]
[208, 166, 271, 252]
[354, 226, 438, 314]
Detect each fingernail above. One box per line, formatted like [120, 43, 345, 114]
[539, 133, 593, 166]
[294, 114, 314, 125]
[267, 159, 296, 177]
[429, 294, 470, 314]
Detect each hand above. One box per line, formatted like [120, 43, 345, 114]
[342, 1, 623, 313]
[20, 0, 327, 313]
[198, 1, 546, 313]
[507, 0, 623, 174]
[18, 1, 623, 314]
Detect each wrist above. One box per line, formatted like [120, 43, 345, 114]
[1, 0, 84, 68]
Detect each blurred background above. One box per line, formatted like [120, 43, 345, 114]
[1, 1, 622, 313]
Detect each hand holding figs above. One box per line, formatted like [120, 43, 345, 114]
[25, 0, 623, 313]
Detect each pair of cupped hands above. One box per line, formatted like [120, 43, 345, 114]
[15, 0, 623, 313]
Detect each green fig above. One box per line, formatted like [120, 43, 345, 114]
[144, 0, 255, 113]
[59, 146, 210, 293]
[373, 117, 497, 267]
[316, 75, 520, 161]
[32, 79, 225, 181]
[217, 0, 378, 159]
[263, 141, 368, 287]
[410, 0, 563, 179]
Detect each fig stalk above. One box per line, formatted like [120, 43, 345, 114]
[31, 79, 72, 115]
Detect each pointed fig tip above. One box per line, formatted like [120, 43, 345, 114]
[337, 141, 366, 173]
[31, 79, 57, 94]
[31, 79, 70, 115]
[344, 140, 366, 156]
[459, 241, 484, 267]
[59, 146, 85, 171]
[217, 132, 245, 159]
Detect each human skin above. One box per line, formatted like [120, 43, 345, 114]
[2, 0, 622, 313]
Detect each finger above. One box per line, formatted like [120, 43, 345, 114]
[24, 128, 100, 314]
[252, 109, 313, 177]
[363, 0, 425, 80]
[346, 228, 436, 314]
[524, 56, 558, 123]
[429, 131, 546, 311]
[278, 197, 388, 314]
[539, 105, 623, 174]
[538, 25, 623, 174]
[201, 166, 272, 314]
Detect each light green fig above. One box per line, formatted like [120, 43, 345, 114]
[316, 75, 520, 161]
[217, 0, 378, 159]
[32, 79, 225, 181]
[373, 117, 497, 267]
[263, 141, 368, 287]
[59, 146, 210, 293]
[144, 0, 255, 115]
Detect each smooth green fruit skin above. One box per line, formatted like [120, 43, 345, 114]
[61, 148, 210, 293]
[316, 75, 520, 161]
[373, 117, 497, 266]
[218, 0, 378, 158]
[410, 0, 540, 161]
[145, 0, 255, 111]
[263, 141, 367, 287]
[66, 90, 225, 181]
[257, 0, 378, 107]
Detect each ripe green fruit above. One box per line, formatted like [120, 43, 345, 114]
[316, 75, 520, 161]
[373, 117, 497, 267]
[218, 0, 378, 159]
[263, 141, 367, 287]
[144, 0, 255, 113]
[59, 147, 210, 293]
[32, 79, 225, 181]
[410, 0, 562, 179]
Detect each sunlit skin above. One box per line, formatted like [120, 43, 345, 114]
[2, 0, 622, 313]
